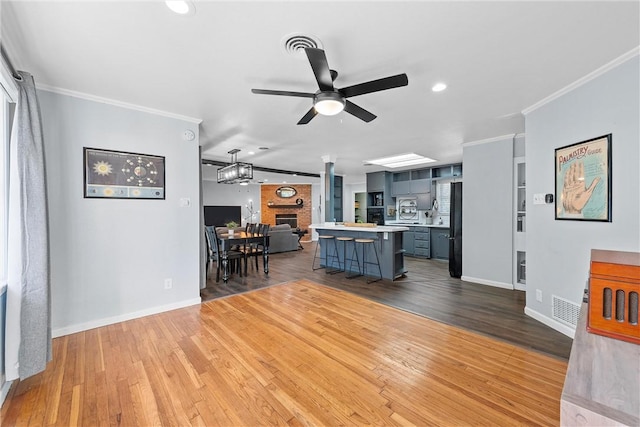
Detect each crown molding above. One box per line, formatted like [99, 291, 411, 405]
[522, 46, 640, 115]
[36, 84, 203, 124]
[461, 133, 524, 148]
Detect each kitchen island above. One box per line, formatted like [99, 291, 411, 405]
[310, 223, 409, 280]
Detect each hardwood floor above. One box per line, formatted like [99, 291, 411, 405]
[202, 242, 573, 360]
[2, 279, 567, 426]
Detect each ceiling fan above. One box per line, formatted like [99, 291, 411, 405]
[251, 48, 408, 125]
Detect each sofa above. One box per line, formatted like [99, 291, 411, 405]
[267, 224, 300, 253]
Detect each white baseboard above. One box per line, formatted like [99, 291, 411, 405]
[52, 297, 202, 338]
[1, 379, 12, 407]
[461, 275, 514, 290]
[524, 306, 576, 339]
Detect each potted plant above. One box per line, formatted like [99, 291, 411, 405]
[225, 221, 239, 235]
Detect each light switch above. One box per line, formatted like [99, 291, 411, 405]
[180, 197, 191, 207]
[533, 194, 546, 205]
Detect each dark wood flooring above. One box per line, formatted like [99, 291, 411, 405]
[201, 241, 573, 360]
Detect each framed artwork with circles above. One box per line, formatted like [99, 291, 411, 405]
[84, 147, 165, 199]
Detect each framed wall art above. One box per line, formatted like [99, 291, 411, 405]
[555, 134, 611, 221]
[84, 147, 165, 199]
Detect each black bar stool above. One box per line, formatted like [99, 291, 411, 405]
[312, 235, 341, 273]
[336, 236, 360, 278]
[354, 238, 382, 283]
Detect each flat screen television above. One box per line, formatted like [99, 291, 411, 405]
[204, 205, 241, 227]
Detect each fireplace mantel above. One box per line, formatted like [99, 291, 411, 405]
[267, 204, 303, 208]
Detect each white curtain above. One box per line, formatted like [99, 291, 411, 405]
[5, 70, 51, 380]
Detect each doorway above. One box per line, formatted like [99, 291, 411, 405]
[354, 192, 366, 223]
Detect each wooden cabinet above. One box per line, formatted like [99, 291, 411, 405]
[430, 228, 449, 260]
[391, 180, 411, 196]
[402, 227, 431, 258]
[413, 227, 430, 258]
[588, 249, 640, 344]
[391, 174, 431, 196]
[402, 231, 415, 255]
[366, 171, 386, 192]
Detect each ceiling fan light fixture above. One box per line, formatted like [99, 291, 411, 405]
[314, 92, 345, 116]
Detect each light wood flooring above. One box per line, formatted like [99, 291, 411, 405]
[2, 279, 567, 426]
[202, 241, 573, 360]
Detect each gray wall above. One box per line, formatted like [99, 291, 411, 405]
[524, 56, 639, 332]
[462, 137, 515, 288]
[202, 179, 262, 224]
[39, 90, 202, 336]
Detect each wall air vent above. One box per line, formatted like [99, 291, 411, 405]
[552, 295, 580, 327]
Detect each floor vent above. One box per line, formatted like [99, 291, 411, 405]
[552, 295, 580, 327]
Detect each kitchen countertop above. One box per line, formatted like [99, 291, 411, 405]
[309, 223, 409, 232]
[386, 221, 449, 229]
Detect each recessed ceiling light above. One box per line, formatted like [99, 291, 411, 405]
[366, 153, 436, 168]
[248, 151, 255, 155]
[432, 82, 447, 92]
[165, 1, 195, 15]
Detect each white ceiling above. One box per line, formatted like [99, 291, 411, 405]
[2, 1, 639, 185]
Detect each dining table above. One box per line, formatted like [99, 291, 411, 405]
[217, 231, 270, 282]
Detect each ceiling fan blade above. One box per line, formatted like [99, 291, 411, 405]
[297, 107, 318, 125]
[305, 48, 334, 92]
[339, 73, 408, 98]
[251, 89, 315, 98]
[344, 101, 376, 122]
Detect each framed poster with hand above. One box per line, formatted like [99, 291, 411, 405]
[555, 134, 611, 221]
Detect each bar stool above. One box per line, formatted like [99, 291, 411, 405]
[336, 236, 360, 278]
[354, 238, 382, 283]
[313, 235, 341, 273]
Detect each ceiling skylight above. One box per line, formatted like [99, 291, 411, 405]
[365, 153, 436, 168]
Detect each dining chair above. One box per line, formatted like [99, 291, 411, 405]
[204, 226, 217, 270]
[243, 223, 269, 271]
[211, 227, 244, 282]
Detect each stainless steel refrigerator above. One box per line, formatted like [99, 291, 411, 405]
[449, 182, 462, 278]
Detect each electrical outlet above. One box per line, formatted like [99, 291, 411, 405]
[164, 278, 173, 289]
[536, 289, 543, 302]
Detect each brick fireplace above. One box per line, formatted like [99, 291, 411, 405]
[275, 214, 298, 228]
[261, 184, 312, 241]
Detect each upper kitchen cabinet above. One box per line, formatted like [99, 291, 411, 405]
[431, 164, 463, 180]
[390, 164, 462, 197]
[366, 171, 387, 192]
[391, 171, 411, 195]
[391, 169, 431, 196]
